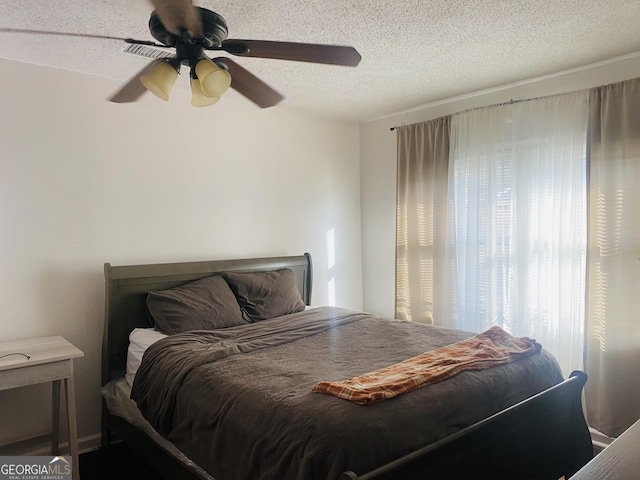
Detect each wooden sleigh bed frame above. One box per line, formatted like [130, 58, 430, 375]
[102, 253, 593, 480]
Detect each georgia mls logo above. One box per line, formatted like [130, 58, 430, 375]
[49, 456, 71, 474]
[0, 455, 72, 479]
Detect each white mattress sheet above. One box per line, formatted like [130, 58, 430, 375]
[101, 377, 215, 480]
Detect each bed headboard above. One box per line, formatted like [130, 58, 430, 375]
[102, 253, 313, 385]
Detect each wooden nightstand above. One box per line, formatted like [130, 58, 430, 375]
[0, 336, 84, 480]
[571, 419, 640, 479]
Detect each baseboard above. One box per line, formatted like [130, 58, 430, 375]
[0, 433, 102, 456]
[78, 433, 103, 454]
[589, 427, 614, 455]
[0, 434, 51, 456]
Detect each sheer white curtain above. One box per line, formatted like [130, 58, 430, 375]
[443, 92, 590, 376]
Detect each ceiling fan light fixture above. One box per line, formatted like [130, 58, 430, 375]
[195, 57, 232, 98]
[190, 79, 220, 107]
[104, 6, 360, 107]
[140, 60, 179, 101]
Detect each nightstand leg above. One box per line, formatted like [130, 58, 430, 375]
[51, 379, 61, 455]
[64, 372, 80, 480]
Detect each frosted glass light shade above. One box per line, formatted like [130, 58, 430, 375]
[190, 79, 220, 107]
[195, 58, 231, 97]
[140, 61, 179, 101]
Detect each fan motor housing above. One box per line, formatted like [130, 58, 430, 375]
[149, 7, 229, 47]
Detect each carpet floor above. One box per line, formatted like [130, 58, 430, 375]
[79, 443, 163, 479]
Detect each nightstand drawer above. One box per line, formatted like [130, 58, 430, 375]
[0, 359, 72, 390]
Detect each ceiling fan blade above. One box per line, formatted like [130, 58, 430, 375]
[0, 28, 166, 49]
[109, 59, 165, 103]
[148, 0, 202, 37]
[220, 40, 361, 66]
[214, 57, 284, 108]
[123, 43, 174, 60]
[0, 27, 129, 42]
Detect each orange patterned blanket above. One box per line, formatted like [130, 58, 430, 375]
[312, 326, 541, 405]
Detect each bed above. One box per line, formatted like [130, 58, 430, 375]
[101, 252, 593, 480]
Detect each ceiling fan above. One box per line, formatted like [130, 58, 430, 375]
[2, 0, 361, 108]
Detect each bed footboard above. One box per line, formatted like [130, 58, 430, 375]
[339, 370, 593, 480]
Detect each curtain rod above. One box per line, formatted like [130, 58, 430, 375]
[389, 95, 552, 131]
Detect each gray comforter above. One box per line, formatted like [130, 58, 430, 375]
[131, 307, 564, 480]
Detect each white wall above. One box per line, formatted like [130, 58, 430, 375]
[0, 59, 362, 448]
[359, 53, 640, 319]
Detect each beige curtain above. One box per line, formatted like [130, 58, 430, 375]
[395, 117, 450, 323]
[585, 77, 640, 437]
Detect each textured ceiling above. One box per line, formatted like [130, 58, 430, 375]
[1, 0, 639, 122]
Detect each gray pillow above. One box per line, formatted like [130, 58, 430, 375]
[223, 268, 305, 322]
[147, 275, 249, 334]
